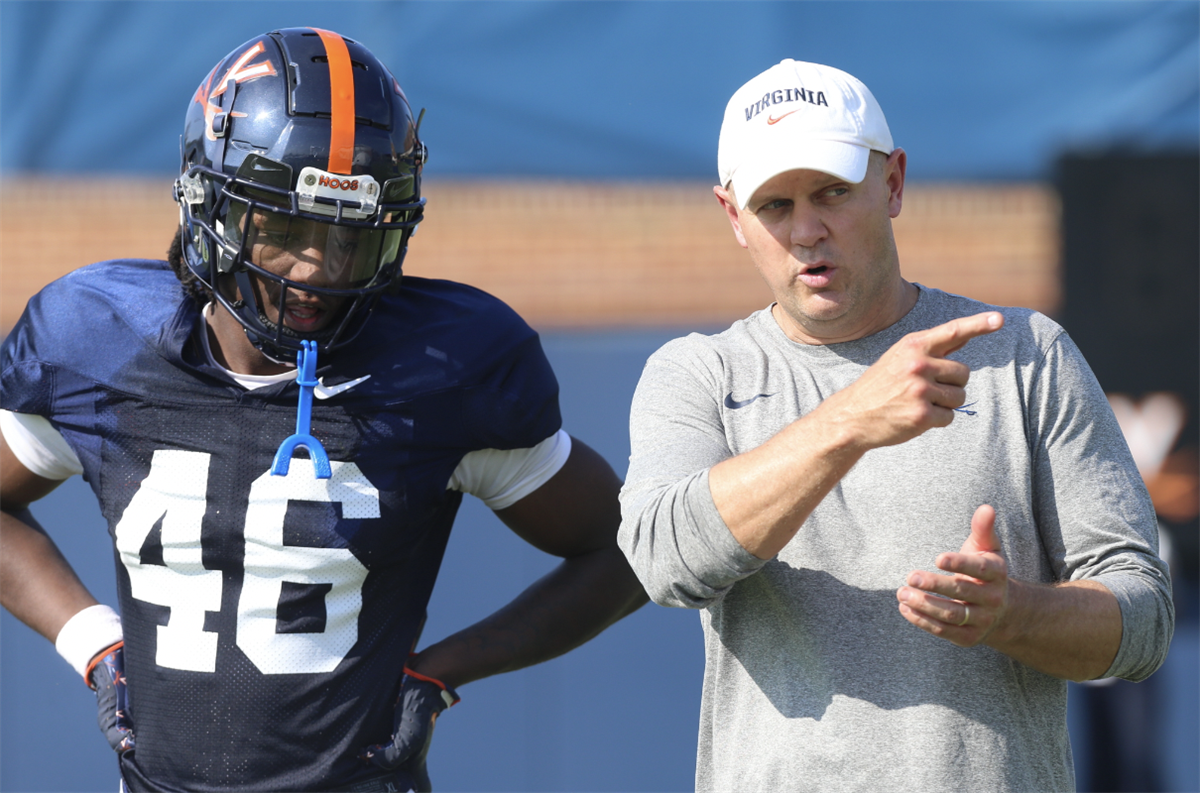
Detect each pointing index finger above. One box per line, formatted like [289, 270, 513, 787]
[922, 312, 1004, 358]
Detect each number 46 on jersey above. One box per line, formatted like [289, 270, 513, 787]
[114, 449, 379, 675]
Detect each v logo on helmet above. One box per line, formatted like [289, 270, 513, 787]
[211, 42, 278, 98]
[195, 41, 278, 142]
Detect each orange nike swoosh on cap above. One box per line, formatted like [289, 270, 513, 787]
[767, 109, 800, 125]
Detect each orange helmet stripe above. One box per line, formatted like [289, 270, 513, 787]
[312, 28, 355, 175]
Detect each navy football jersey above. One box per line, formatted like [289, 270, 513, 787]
[1, 259, 561, 791]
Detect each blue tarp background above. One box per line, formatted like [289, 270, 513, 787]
[2, 0, 1197, 181]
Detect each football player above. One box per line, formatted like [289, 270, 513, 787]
[0, 28, 646, 792]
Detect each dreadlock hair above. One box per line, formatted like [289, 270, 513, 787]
[167, 228, 212, 308]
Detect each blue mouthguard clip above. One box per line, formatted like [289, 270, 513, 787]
[270, 340, 332, 479]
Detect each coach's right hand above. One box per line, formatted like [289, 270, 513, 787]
[825, 311, 1004, 449]
[87, 641, 136, 756]
[709, 311, 1003, 560]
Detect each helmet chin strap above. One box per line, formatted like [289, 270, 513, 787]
[228, 269, 339, 364]
[243, 326, 295, 366]
[248, 310, 340, 365]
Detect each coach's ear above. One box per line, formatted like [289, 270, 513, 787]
[714, 185, 749, 249]
[883, 147, 907, 219]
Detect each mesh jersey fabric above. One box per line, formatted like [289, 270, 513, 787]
[1, 259, 562, 792]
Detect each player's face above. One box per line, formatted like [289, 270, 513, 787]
[717, 149, 909, 344]
[245, 209, 379, 335]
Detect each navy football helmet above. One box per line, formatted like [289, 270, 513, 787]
[175, 28, 426, 361]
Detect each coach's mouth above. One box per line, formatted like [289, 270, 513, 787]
[797, 262, 835, 289]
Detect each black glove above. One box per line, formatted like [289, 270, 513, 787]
[359, 669, 459, 792]
[87, 641, 135, 756]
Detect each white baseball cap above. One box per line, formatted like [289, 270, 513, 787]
[717, 59, 893, 209]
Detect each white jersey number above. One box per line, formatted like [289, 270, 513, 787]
[114, 450, 376, 675]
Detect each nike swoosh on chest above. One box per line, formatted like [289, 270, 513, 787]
[313, 374, 372, 400]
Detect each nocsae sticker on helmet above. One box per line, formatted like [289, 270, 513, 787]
[296, 168, 380, 219]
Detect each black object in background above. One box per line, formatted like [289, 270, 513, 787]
[1057, 151, 1199, 793]
[1058, 151, 1199, 581]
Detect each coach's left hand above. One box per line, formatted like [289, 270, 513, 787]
[896, 504, 1010, 646]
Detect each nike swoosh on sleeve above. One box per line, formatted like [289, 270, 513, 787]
[724, 392, 774, 409]
[313, 374, 371, 400]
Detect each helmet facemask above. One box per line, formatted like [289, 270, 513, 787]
[178, 153, 423, 363]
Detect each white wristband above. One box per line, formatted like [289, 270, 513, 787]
[55, 605, 123, 678]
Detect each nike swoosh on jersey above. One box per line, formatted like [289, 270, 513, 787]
[724, 392, 774, 409]
[313, 374, 371, 399]
[766, 110, 799, 125]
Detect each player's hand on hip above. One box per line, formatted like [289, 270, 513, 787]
[895, 504, 1010, 647]
[359, 669, 459, 792]
[827, 311, 1003, 450]
[87, 641, 136, 755]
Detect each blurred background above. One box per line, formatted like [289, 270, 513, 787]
[1, 1, 1196, 791]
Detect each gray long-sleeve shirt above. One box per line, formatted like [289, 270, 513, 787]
[618, 286, 1173, 792]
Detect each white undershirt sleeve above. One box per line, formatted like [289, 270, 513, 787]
[0, 410, 83, 480]
[0, 313, 283, 482]
[447, 429, 572, 510]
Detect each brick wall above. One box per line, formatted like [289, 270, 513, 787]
[0, 177, 1059, 333]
